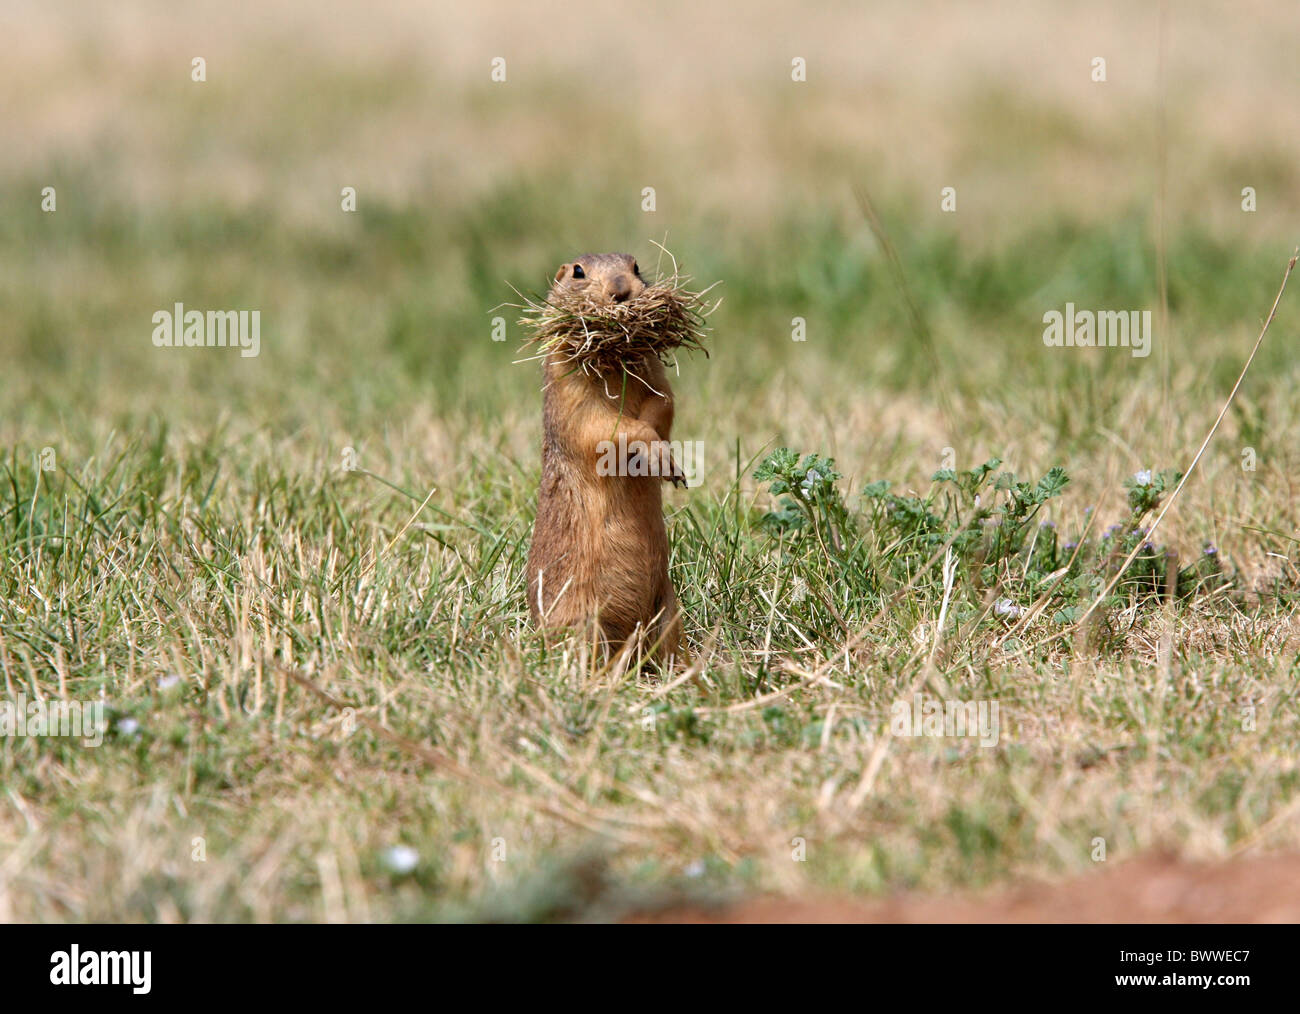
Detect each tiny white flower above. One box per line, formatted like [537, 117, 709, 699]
[993, 598, 1023, 618]
[117, 717, 141, 736]
[684, 859, 706, 878]
[1133, 470, 1152, 486]
[381, 845, 419, 874]
[157, 673, 181, 690]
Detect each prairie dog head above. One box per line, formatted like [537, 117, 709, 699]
[551, 252, 646, 305]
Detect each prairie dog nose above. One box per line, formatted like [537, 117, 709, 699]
[604, 273, 640, 303]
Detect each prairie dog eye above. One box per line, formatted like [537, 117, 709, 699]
[632, 262, 640, 276]
[572, 264, 585, 279]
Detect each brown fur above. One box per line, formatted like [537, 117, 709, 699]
[526, 252, 685, 665]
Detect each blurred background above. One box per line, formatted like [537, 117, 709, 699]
[3, 0, 1297, 461]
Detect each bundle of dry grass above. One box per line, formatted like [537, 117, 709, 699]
[516, 269, 719, 379]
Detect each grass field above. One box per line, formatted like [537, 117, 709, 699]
[2, 1, 1299, 921]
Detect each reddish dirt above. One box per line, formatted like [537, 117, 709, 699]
[630, 854, 1300, 923]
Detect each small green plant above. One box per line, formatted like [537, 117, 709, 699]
[753, 448, 856, 559]
[754, 448, 1225, 642]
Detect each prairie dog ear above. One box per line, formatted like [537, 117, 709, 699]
[554, 265, 568, 282]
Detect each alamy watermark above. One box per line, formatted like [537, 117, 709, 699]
[152, 303, 261, 358]
[1042, 304, 1151, 358]
[1, 694, 105, 746]
[890, 693, 1000, 747]
[595, 436, 704, 485]
[50, 946, 151, 994]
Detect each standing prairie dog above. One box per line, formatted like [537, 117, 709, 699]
[526, 252, 686, 665]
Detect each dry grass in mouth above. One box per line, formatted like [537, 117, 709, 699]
[515, 271, 720, 381]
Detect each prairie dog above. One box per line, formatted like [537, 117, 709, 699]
[525, 252, 685, 665]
